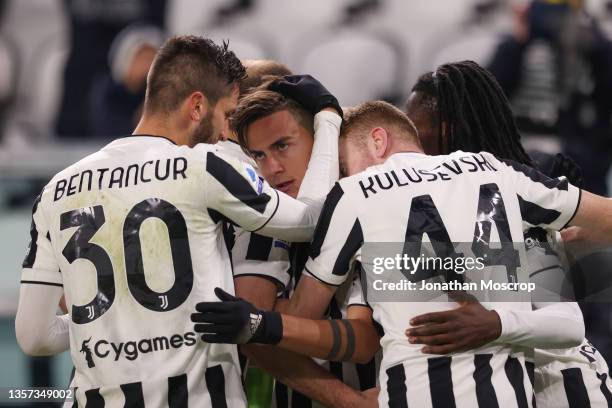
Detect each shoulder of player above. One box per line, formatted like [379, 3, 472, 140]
[449, 150, 502, 164]
[215, 140, 256, 167]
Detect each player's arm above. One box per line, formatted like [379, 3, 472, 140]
[406, 299, 584, 354]
[284, 182, 362, 318]
[279, 303, 379, 363]
[232, 237, 376, 407]
[192, 286, 379, 363]
[232, 228, 291, 309]
[406, 232, 585, 353]
[204, 151, 320, 242]
[244, 345, 376, 408]
[15, 193, 70, 356]
[499, 156, 612, 242]
[566, 190, 612, 243]
[16, 285, 70, 355]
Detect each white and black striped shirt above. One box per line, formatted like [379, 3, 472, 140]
[21, 136, 320, 407]
[304, 150, 581, 407]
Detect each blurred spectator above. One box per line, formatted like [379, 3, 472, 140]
[89, 25, 164, 137]
[56, 0, 166, 138]
[488, 0, 612, 196]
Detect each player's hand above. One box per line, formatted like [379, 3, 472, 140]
[405, 300, 501, 354]
[268, 74, 343, 117]
[548, 153, 583, 188]
[191, 287, 283, 345]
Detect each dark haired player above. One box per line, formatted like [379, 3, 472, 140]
[15, 37, 338, 407]
[404, 60, 612, 408]
[195, 99, 612, 407]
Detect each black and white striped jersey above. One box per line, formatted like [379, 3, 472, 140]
[21, 135, 316, 407]
[524, 228, 612, 407]
[304, 150, 581, 407]
[274, 249, 381, 408]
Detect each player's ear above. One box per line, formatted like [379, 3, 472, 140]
[371, 127, 389, 159]
[187, 91, 209, 122]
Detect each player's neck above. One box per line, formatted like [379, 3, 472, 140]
[133, 114, 190, 146]
[384, 141, 424, 159]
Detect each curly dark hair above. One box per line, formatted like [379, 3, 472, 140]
[145, 35, 247, 114]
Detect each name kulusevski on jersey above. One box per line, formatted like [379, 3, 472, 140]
[304, 150, 581, 408]
[20, 135, 318, 407]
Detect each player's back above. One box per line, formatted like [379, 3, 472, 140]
[309, 150, 579, 407]
[38, 136, 246, 407]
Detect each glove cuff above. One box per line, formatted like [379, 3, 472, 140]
[261, 311, 283, 345]
[317, 98, 343, 118]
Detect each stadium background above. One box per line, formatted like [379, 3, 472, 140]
[0, 0, 611, 401]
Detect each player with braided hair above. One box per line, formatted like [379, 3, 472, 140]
[405, 60, 612, 408]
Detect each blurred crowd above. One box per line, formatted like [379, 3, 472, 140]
[1, 0, 612, 392]
[0, 0, 611, 196]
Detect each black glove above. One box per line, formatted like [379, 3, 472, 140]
[191, 287, 283, 344]
[548, 153, 583, 188]
[268, 74, 343, 117]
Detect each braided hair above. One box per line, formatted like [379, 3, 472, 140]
[410, 60, 533, 166]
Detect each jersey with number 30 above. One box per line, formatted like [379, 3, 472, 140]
[21, 135, 294, 407]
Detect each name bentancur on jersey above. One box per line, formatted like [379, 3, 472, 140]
[359, 153, 497, 198]
[53, 157, 188, 201]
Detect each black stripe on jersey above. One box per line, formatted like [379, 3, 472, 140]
[206, 152, 271, 214]
[84, 388, 104, 408]
[208, 208, 232, 225]
[168, 373, 188, 408]
[525, 361, 536, 408]
[562, 368, 591, 408]
[251, 189, 280, 233]
[356, 357, 378, 390]
[502, 159, 569, 191]
[473, 354, 499, 408]
[22, 193, 42, 268]
[246, 234, 273, 261]
[517, 195, 561, 226]
[428, 357, 456, 408]
[596, 372, 612, 406]
[72, 387, 78, 408]
[504, 356, 529, 408]
[309, 183, 344, 260]
[332, 219, 363, 277]
[386, 364, 408, 408]
[292, 391, 312, 408]
[120, 382, 144, 408]
[205, 365, 228, 408]
[275, 383, 288, 407]
[20, 280, 63, 287]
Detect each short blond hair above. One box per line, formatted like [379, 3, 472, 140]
[340, 100, 419, 146]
